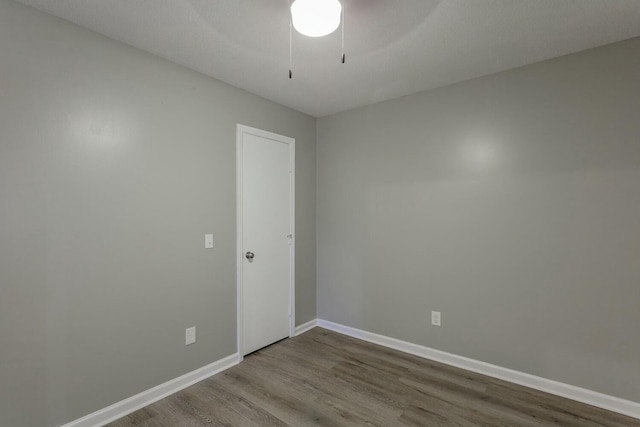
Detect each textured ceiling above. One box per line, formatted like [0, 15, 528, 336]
[14, 0, 640, 117]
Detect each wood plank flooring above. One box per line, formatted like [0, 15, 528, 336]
[108, 328, 640, 426]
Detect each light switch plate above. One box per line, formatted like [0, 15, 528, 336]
[185, 326, 196, 345]
[205, 234, 213, 249]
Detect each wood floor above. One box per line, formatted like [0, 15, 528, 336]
[108, 328, 639, 426]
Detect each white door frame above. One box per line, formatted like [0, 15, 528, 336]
[236, 124, 295, 361]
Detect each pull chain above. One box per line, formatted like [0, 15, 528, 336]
[341, 2, 345, 63]
[289, 17, 293, 79]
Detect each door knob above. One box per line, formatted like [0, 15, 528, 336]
[245, 251, 255, 262]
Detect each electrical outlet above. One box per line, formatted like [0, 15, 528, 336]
[431, 311, 441, 327]
[185, 326, 196, 345]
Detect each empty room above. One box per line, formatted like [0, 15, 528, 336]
[1, 0, 639, 426]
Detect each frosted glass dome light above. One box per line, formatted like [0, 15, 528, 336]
[291, 0, 342, 37]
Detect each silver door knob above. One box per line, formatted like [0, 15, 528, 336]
[245, 252, 254, 262]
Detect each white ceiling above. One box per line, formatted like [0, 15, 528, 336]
[15, 0, 640, 117]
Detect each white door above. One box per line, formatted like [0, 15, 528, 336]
[237, 125, 294, 356]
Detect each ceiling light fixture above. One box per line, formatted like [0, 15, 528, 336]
[288, 0, 346, 79]
[291, 0, 343, 38]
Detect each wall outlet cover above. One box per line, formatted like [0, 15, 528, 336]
[185, 326, 196, 345]
[431, 311, 441, 327]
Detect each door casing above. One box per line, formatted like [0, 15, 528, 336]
[236, 124, 295, 360]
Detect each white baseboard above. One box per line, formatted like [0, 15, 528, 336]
[62, 353, 240, 427]
[61, 320, 640, 425]
[316, 319, 640, 420]
[294, 319, 318, 336]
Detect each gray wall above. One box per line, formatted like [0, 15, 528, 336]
[0, 1, 315, 426]
[317, 38, 640, 402]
